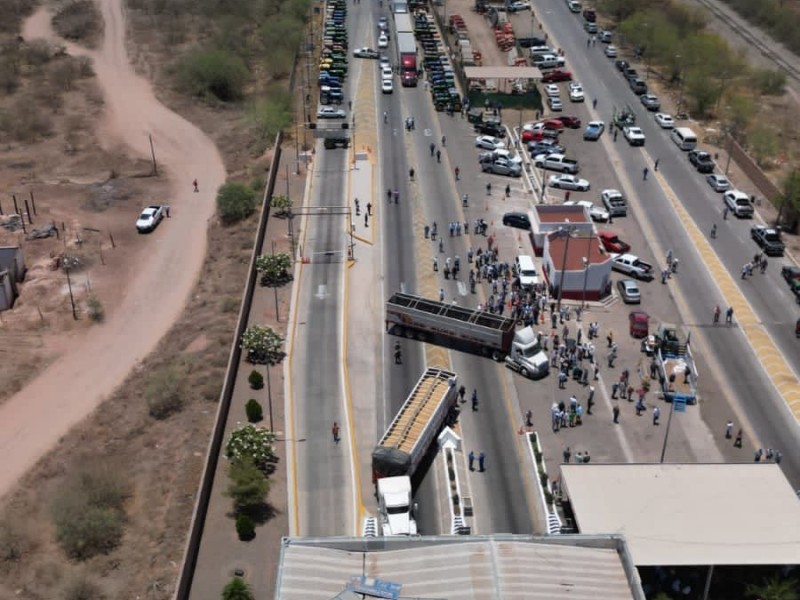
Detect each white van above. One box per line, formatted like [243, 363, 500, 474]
[670, 127, 698, 151]
[529, 46, 555, 57]
[517, 255, 539, 290]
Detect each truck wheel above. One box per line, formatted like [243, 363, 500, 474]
[492, 350, 504, 361]
[520, 367, 529, 378]
[393, 326, 405, 337]
[415, 331, 427, 342]
[404, 329, 415, 339]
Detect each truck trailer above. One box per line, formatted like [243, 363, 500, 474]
[371, 367, 459, 483]
[396, 32, 418, 86]
[385, 292, 549, 378]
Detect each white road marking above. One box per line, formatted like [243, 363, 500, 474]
[316, 284, 329, 300]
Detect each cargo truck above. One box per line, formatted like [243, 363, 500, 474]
[371, 367, 459, 484]
[385, 292, 549, 378]
[396, 32, 418, 86]
[652, 323, 697, 404]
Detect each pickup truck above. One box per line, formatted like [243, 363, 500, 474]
[474, 120, 506, 138]
[601, 189, 628, 216]
[611, 253, 655, 281]
[750, 225, 785, 256]
[533, 153, 579, 174]
[688, 150, 715, 173]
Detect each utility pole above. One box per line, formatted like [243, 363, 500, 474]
[149, 134, 158, 176]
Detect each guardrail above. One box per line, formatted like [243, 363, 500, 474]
[173, 134, 284, 599]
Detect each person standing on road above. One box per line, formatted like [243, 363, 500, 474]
[713, 305, 721, 324]
[563, 446, 571, 464]
[654, 158, 660, 171]
[332, 421, 340, 444]
[725, 420, 734, 438]
[711, 224, 717, 239]
[468, 450, 475, 471]
[455, 166, 460, 180]
[734, 428, 743, 447]
[587, 386, 595, 414]
[526, 409, 533, 426]
[652, 406, 661, 425]
[643, 167, 649, 181]
[436, 149, 441, 163]
[430, 142, 435, 156]
[723, 205, 729, 220]
[193, 179, 199, 192]
[478, 451, 486, 472]
[471, 389, 479, 411]
[612, 404, 620, 424]
[726, 306, 734, 325]
[459, 384, 466, 403]
[441, 135, 447, 147]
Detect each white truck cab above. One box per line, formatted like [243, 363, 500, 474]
[377, 476, 418, 536]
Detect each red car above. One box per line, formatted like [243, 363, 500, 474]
[556, 115, 582, 129]
[543, 119, 565, 131]
[598, 230, 631, 253]
[522, 129, 547, 143]
[541, 69, 572, 83]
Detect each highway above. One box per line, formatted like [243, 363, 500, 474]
[527, 3, 800, 484]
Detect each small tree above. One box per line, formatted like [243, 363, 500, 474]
[86, 296, 104, 322]
[747, 577, 799, 600]
[227, 459, 270, 512]
[222, 576, 254, 600]
[217, 182, 257, 225]
[270, 194, 292, 216]
[245, 399, 263, 422]
[178, 49, 248, 101]
[240, 325, 283, 364]
[146, 366, 185, 419]
[255, 253, 292, 286]
[248, 370, 264, 390]
[225, 424, 276, 467]
[235, 514, 255, 541]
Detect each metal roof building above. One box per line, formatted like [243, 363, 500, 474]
[560, 463, 800, 566]
[274, 534, 645, 599]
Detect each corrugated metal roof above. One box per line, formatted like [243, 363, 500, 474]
[276, 535, 643, 599]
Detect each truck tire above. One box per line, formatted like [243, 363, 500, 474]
[492, 350, 505, 361]
[520, 367, 529, 378]
[415, 331, 428, 342]
[393, 325, 405, 337]
[404, 329, 415, 339]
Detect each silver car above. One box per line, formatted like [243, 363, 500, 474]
[706, 174, 731, 192]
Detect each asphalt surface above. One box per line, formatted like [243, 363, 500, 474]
[517, 3, 800, 484]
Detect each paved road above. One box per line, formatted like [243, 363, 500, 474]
[524, 3, 800, 484]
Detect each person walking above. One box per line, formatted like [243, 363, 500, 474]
[563, 446, 571, 464]
[430, 142, 435, 156]
[436, 149, 441, 163]
[611, 382, 619, 399]
[643, 167, 649, 181]
[723, 205, 729, 220]
[734, 428, 743, 448]
[725, 306, 734, 325]
[725, 420, 734, 439]
[441, 135, 447, 147]
[505, 184, 511, 198]
[711, 224, 717, 239]
[654, 158, 660, 171]
[409, 168, 415, 180]
[367, 202, 372, 216]
[193, 179, 199, 192]
[471, 389, 479, 411]
[478, 451, 486, 472]
[433, 257, 438, 272]
[459, 384, 466, 403]
[587, 386, 595, 414]
[486, 182, 492, 196]
[612, 404, 620, 424]
[713, 305, 721, 324]
[332, 421, 340, 444]
[525, 409, 533, 426]
[394, 341, 402, 364]
[455, 166, 460, 180]
[652, 406, 661, 425]
[468, 450, 475, 471]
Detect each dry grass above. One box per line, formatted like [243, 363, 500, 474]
[0, 214, 257, 598]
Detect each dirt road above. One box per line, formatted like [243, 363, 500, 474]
[0, 0, 226, 500]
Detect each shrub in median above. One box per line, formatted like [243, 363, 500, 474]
[248, 370, 264, 390]
[245, 399, 263, 422]
[235, 514, 255, 541]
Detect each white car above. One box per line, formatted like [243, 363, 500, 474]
[317, 106, 347, 119]
[381, 78, 393, 94]
[655, 113, 675, 129]
[544, 84, 560, 98]
[379, 55, 390, 68]
[353, 47, 379, 59]
[136, 205, 165, 233]
[548, 174, 590, 191]
[569, 85, 585, 102]
[604, 45, 617, 58]
[381, 65, 393, 79]
[475, 135, 506, 150]
[378, 34, 389, 49]
[623, 126, 646, 146]
[706, 174, 731, 192]
[507, 0, 531, 11]
[548, 97, 563, 111]
[480, 148, 523, 165]
[566, 200, 609, 222]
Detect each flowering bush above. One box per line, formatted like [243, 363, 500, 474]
[270, 194, 292, 216]
[225, 424, 276, 466]
[241, 324, 283, 364]
[255, 253, 293, 286]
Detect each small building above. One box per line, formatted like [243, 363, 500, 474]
[0, 246, 26, 311]
[541, 230, 612, 301]
[529, 205, 593, 256]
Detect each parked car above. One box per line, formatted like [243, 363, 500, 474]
[317, 106, 347, 119]
[640, 94, 660, 110]
[584, 21, 598, 33]
[475, 120, 507, 138]
[555, 115, 581, 128]
[475, 135, 506, 150]
[750, 225, 785, 256]
[583, 120, 605, 141]
[604, 45, 618, 58]
[617, 279, 641, 304]
[781, 266, 800, 298]
[629, 310, 650, 338]
[502, 211, 531, 230]
[601, 189, 628, 216]
[483, 158, 522, 177]
[565, 200, 609, 222]
[378, 34, 389, 48]
[599, 30, 613, 43]
[569, 84, 585, 102]
[548, 96, 563, 111]
[629, 78, 648, 95]
[480, 148, 522, 165]
[544, 83, 560, 98]
[548, 174, 590, 191]
[136, 205, 166, 233]
[353, 47, 379, 58]
[528, 141, 565, 156]
[507, 1, 531, 12]
[623, 126, 646, 146]
[724, 190, 754, 217]
[615, 59, 630, 72]
[655, 113, 675, 129]
[706, 174, 731, 192]
[541, 69, 573, 83]
[598, 230, 631, 253]
[688, 150, 715, 173]
[518, 36, 548, 48]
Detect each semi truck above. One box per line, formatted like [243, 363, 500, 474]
[385, 292, 549, 378]
[377, 476, 418, 536]
[396, 32, 418, 86]
[652, 323, 697, 404]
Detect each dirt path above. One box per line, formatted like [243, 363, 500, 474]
[0, 0, 226, 500]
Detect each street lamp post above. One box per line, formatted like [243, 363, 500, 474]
[725, 125, 735, 175]
[539, 166, 547, 203]
[581, 256, 589, 308]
